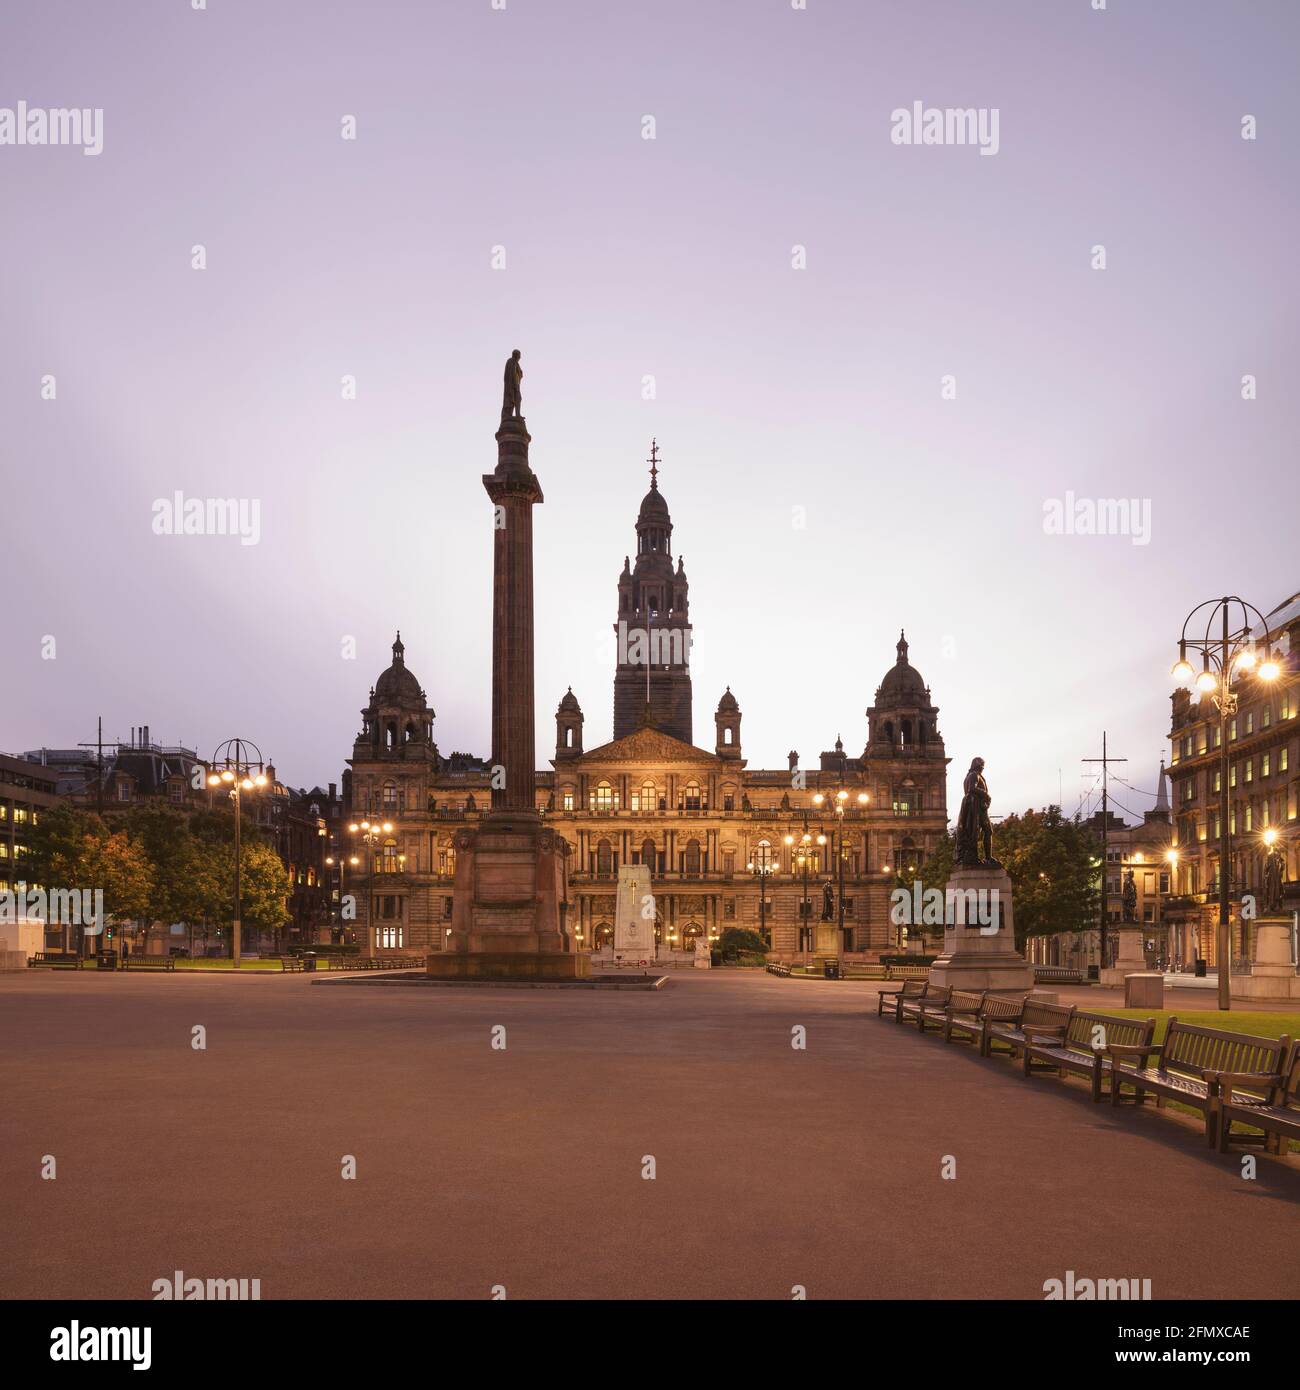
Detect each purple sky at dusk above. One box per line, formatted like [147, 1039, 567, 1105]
[3, 0, 1298, 822]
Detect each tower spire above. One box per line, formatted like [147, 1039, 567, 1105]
[647, 438, 660, 490]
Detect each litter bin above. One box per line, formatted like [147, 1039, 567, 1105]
[823, 959, 840, 980]
[1194, 957, 1207, 978]
[301, 953, 317, 973]
[98, 950, 118, 972]
[1086, 964, 1100, 982]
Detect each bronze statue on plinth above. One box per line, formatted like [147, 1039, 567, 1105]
[954, 756, 1001, 868]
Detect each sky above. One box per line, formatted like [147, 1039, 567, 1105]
[3, 0, 1298, 825]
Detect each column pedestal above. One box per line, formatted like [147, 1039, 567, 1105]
[429, 814, 588, 980]
[929, 866, 1033, 992]
[1100, 926, 1146, 986]
[1232, 916, 1300, 1000]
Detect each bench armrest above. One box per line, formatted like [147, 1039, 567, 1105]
[1104, 1043, 1159, 1060]
[945, 1005, 982, 1018]
[1205, 1070, 1285, 1098]
[1023, 1026, 1067, 1044]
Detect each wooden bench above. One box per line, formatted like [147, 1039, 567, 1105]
[1214, 1045, 1300, 1155]
[918, 988, 984, 1036]
[1023, 1010, 1156, 1103]
[1107, 1019, 1293, 1147]
[280, 957, 306, 972]
[28, 952, 83, 970]
[899, 983, 951, 1026]
[122, 956, 176, 971]
[884, 964, 931, 981]
[766, 962, 792, 978]
[876, 978, 926, 1019]
[1033, 965, 1085, 985]
[943, 991, 1028, 1047]
[981, 1000, 1074, 1059]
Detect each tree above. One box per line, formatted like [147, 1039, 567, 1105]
[895, 832, 955, 945]
[992, 807, 1099, 948]
[83, 826, 155, 939]
[718, 926, 767, 958]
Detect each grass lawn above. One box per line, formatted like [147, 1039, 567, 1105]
[1100, 1009, 1299, 1042]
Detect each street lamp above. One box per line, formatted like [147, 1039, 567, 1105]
[207, 738, 269, 968]
[1170, 595, 1281, 1009]
[324, 848, 361, 943]
[348, 818, 397, 950]
[747, 847, 779, 947]
[812, 787, 869, 955]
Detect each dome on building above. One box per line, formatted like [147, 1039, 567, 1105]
[373, 631, 424, 703]
[638, 481, 670, 523]
[716, 686, 739, 713]
[558, 686, 582, 714]
[875, 630, 928, 704]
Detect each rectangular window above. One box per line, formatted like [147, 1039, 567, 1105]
[1246, 712, 1254, 735]
[378, 924, 404, 949]
[1262, 753, 1270, 777]
[1280, 747, 1289, 772]
[1230, 718, 1237, 741]
[723, 795, 734, 811]
[563, 791, 574, 812]
[723, 851, 735, 874]
[1245, 759, 1253, 784]
[1263, 706, 1271, 728]
[724, 898, 736, 919]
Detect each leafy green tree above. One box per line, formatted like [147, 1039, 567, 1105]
[83, 826, 155, 929]
[23, 804, 92, 889]
[992, 807, 1100, 948]
[718, 926, 768, 958]
[894, 833, 955, 945]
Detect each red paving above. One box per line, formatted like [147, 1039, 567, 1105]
[2, 969, 1296, 1300]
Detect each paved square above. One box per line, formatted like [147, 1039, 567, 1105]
[3, 970, 1296, 1300]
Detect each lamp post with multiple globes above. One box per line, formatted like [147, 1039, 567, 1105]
[206, 738, 269, 969]
[1170, 596, 1281, 1010]
[812, 787, 870, 956]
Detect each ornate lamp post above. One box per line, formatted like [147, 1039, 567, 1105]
[348, 817, 395, 950]
[747, 845, 779, 947]
[323, 845, 361, 944]
[812, 787, 869, 955]
[1170, 596, 1282, 1009]
[785, 824, 826, 953]
[206, 738, 269, 968]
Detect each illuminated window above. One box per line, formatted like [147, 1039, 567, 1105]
[592, 781, 614, 812]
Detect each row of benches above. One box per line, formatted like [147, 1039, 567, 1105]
[877, 981, 1299, 1155]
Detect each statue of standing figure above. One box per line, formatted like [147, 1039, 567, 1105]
[821, 881, 835, 921]
[1262, 842, 1286, 915]
[954, 756, 1000, 868]
[501, 349, 523, 422]
[1122, 868, 1138, 923]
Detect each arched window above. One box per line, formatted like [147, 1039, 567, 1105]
[380, 838, 400, 873]
[405, 723, 418, 743]
[683, 780, 701, 811]
[592, 780, 614, 812]
[754, 839, 774, 871]
[385, 722, 397, 751]
[596, 839, 614, 877]
[641, 780, 657, 812]
[684, 838, 702, 876]
[641, 838, 657, 873]
[723, 727, 733, 745]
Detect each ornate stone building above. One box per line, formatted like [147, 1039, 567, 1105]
[345, 461, 950, 960]
[1164, 588, 1300, 970]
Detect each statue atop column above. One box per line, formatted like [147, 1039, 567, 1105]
[954, 756, 1000, 868]
[821, 881, 835, 921]
[501, 348, 523, 422]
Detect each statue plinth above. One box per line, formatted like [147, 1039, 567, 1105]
[929, 865, 1034, 992]
[1100, 925, 1146, 985]
[429, 815, 589, 980]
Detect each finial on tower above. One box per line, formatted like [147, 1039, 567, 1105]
[647, 438, 660, 490]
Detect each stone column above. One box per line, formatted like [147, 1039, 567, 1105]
[483, 417, 540, 813]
